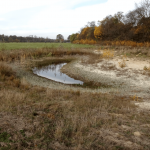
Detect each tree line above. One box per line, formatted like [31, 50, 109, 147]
[69, 0, 150, 44]
[0, 34, 70, 43]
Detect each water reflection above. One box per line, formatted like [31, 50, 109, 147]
[32, 63, 83, 85]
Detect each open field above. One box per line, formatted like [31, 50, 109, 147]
[0, 43, 150, 150]
[0, 42, 95, 51]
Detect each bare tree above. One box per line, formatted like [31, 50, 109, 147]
[124, 10, 138, 26]
[87, 21, 96, 27]
[114, 12, 124, 23]
[135, 0, 150, 18]
[125, 0, 150, 26]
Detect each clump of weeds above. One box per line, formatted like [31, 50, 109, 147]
[118, 55, 127, 68]
[102, 48, 114, 59]
[143, 65, 150, 71]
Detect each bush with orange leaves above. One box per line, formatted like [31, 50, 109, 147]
[145, 42, 150, 47]
[72, 39, 150, 47]
[73, 39, 96, 45]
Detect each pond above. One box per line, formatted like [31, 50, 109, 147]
[32, 62, 84, 85]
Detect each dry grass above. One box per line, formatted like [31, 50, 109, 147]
[0, 62, 15, 77]
[100, 62, 116, 71]
[131, 95, 139, 101]
[0, 47, 150, 149]
[81, 53, 102, 64]
[73, 40, 150, 48]
[0, 47, 94, 62]
[0, 79, 150, 149]
[143, 65, 150, 71]
[102, 49, 114, 59]
[118, 55, 127, 68]
[0, 89, 26, 112]
[118, 60, 127, 68]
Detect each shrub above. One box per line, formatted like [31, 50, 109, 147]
[73, 39, 150, 48]
[73, 39, 96, 45]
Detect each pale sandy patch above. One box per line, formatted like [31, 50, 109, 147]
[76, 58, 150, 89]
[94, 49, 150, 70]
[135, 102, 150, 110]
[113, 57, 150, 70]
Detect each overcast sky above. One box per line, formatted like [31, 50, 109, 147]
[0, 0, 142, 39]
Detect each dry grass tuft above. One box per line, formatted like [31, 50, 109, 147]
[118, 55, 127, 68]
[0, 89, 26, 112]
[0, 62, 15, 77]
[131, 95, 139, 101]
[143, 65, 150, 71]
[102, 49, 114, 59]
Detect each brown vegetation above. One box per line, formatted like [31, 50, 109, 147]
[0, 71, 150, 149]
[0, 45, 150, 149]
[0, 47, 93, 62]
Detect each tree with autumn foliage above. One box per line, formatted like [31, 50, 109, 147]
[94, 26, 102, 39]
[70, 0, 150, 44]
[78, 27, 89, 39]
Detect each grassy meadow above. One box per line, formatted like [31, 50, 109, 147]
[0, 42, 96, 51]
[0, 43, 150, 150]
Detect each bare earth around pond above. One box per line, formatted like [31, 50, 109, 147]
[60, 51, 150, 109]
[74, 52, 150, 110]
[0, 47, 150, 150]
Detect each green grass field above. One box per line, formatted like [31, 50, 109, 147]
[0, 42, 96, 50]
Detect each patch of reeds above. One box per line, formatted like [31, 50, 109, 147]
[0, 62, 31, 90]
[0, 62, 15, 77]
[0, 47, 93, 62]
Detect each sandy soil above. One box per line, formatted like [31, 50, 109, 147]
[74, 50, 150, 110]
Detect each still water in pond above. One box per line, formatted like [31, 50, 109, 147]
[32, 63, 83, 85]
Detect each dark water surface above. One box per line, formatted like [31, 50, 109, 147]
[32, 63, 83, 85]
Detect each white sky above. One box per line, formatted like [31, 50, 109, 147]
[0, 0, 142, 39]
